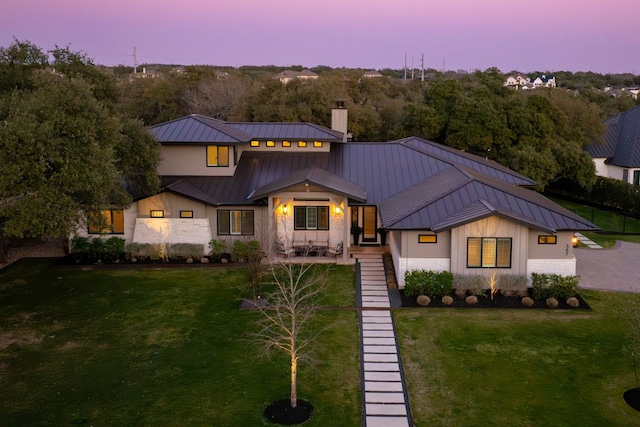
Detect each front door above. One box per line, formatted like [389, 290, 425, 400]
[362, 206, 377, 243]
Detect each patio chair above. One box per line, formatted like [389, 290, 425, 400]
[275, 241, 295, 258]
[327, 242, 343, 258]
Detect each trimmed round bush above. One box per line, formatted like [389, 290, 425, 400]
[416, 295, 431, 306]
[441, 295, 454, 306]
[546, 297, 559, 308]
[465, 295, 478, 305]
[566, 297, 580, 308]
[521, 296, 534, 307]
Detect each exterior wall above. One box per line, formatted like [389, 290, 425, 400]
[528, 231, 575, 259]
[608, 165, 626, 181]
[391, 230, 451, 289]
[271, 191, 346, 247]
[158, 145, 236, 176]
[527, 258, 576, 277]
[592, 158, 609, 177]
[73, 204, 137, 245]
[137, 193, 206, 218]
[206, 205, 269, 251]
[450, 216, 529, 276]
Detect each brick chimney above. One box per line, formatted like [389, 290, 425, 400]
[331, 99, 348, 142]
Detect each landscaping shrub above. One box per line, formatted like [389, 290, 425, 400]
[208, 239, 229, 261]
[125, 242, 164, 261]
[546, 297, 559, 308]
[70, 235, 124, 262]
[166, 243, 204, 260]
[441, 295, 454, 306]
[532, 273, 579, 300]
[416, 295, 431, 306]
[499, 275, 529, 298]
[567, 297, 580, 308]
[465, 295, 478, 305]
[404, 270, 453, 298]
[453, 274, 485, 298]
[231, 240, 262, 263]
[521, 296, 534, 307]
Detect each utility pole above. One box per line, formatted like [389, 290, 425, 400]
[133, 46, 138, 74]
[411, 55, 414, 80]
[403, 53, 407, 80]
[421, 53, 425, 82]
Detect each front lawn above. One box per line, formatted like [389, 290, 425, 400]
[395, 290, 640, 426]
[0, 259, 360, 426]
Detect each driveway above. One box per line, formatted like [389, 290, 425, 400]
[575, 241, 640, 293]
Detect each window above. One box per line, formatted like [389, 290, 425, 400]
[282, 140, 291, 147]
[150, 210, 164, 218]
[418, 234, 437, 243]
[294, 206, 329, 230]
[623, 169, 629, 183]
[88, 209, 124, 234]
[266, 140, 275, 147]
[467, 237, 511, 268]
[207, 145, 229, 167]
[217, 210, 254, 235]
[538, 235, 557, 244]
[250, 140, 259, 147]
[298, 140, 307, 147]
[634, 170, 640, 186]
[180, 210, 193, 218]
[313, 141, 323, 148]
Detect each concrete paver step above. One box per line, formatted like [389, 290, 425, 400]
[365, 392, 406, 403]
[364, 362, 400, 371]
[366, 416, 410, 427]
[366, 403, 408, 416]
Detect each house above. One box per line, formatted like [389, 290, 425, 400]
[503, 74, 530, 89]
[531, 75, 556, 88]
[363, 70, 384, 78]
[276, 69, 319, 84]
[79, 106, 598, 287]
[586, 104, 640, 184]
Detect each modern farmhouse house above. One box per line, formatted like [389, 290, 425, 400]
[79, 105, 598, 287]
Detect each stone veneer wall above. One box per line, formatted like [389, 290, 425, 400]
[132, 218, 212, 255]
[395, 258, 451, 289]
[527, 257, 577, 278]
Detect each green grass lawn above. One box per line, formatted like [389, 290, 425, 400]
[395, 289, 640, 426]
[0, 259, 360, 426]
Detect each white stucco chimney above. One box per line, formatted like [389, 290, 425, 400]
[331, 99, 348, 142]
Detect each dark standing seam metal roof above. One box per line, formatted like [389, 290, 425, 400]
[226, 122, 344, 141]
[149, 114, 252, 144]
[153, 116, 598, 232]
[586, 104, 640, 167]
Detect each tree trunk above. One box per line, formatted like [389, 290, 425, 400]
[290, 357, 298, 408]
[0, 227, 7, 264]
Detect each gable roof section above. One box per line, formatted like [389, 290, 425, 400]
[149, 114, 252, 144]
[227, 122, 344, 142]
[596, 105, 640, 167]
[378, 165, 599, 232]
[397, 136, 538, 186]
[248, 165, 366, 202]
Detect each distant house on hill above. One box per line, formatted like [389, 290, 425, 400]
[586, 104, 640, 184]
[363, 70, 383, 78]
[503, 74, 530, 89]
[277, 69, 319, 84]
[532, 75, 556, 88]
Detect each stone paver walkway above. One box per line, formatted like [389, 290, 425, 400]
[574, 232, 603, 249]
[356, 253, 412, 427]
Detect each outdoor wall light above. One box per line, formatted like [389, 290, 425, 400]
[282, 204, 288, 214]
[334, 205, 342, 215]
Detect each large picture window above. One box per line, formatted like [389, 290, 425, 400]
[88, 209, 124, 234]
[217, 210, 254, 235]
[467, 237, 511, 268]
[207, 145, 229, 167]
[294, 206, 329, 230]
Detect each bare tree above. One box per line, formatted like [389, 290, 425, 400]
[252, 258, 330, 409]
[182, 75, 252, 120]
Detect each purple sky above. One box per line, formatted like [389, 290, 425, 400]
[2, 0, 639, 74]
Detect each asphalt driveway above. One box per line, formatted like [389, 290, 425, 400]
[575, 241, 640, 293]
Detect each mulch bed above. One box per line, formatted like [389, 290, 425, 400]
[399, 289, 591, 310]
[264, 399, 313, 425]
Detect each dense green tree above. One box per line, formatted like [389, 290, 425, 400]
[0, 40, 160, 239]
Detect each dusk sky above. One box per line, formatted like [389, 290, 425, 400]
[3, 0, 639, 74]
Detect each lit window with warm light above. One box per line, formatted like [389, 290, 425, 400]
[418, 234, 437, 243]
[298, 140, 307, 147]
[282, 140, 291, 147]
[266, 140, 275, 147]
[150, 210, 164, 218]
[538, 235, 557, 244]
[180, 210, 193, 218]
[250, 140, 259, 147]
[313, 141, 323, 148]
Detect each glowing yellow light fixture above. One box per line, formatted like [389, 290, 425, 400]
[282, 204, 288, 214]
[334, 205, 342, 215]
